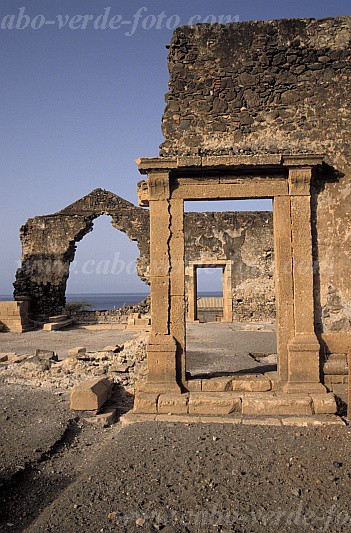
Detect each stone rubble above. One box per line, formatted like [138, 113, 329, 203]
[0, 334, 148, 403]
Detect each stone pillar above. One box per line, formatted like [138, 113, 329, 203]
[285, 167, 325, 393]
[144, 172, 180, 393]
[169, 198, 186, 386]
[186, 265, 197, 322]
[222, 264, 233, 322]
[273, 196, 294, 382]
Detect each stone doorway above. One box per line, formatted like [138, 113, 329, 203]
[133, 154, 336, 418]
[187, 260, 232, 323]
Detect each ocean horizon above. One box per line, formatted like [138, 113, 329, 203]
[0, 292, 222, 311]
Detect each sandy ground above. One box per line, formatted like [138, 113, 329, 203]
[186, 322, 276, 376]
[1, 419, 350, 532]
[1, 322, 350, 533]
[0, 328, 137, 358]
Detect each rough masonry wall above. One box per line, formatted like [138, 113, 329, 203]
[14, 189, 150, 317]
[161, 17, 351, 332]
[14, 188, 275, 320]
[185, 212, 275, 320]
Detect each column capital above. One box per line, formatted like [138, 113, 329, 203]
[148, 171, 170, 201]
[288, 166, 312, 196]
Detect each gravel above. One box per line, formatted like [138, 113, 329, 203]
[0, 383, 71, 485]
[21, 422, 351, 533]
[0, 329, 137, 359]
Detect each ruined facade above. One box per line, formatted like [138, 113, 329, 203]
[160, 17, 351, 336]
[184, 212, 274, 321]
[14, 189, 150, 317]
[131, 16, 351, 417]
[14, 189, 275, 320]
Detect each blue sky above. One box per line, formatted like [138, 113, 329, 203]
[0, 0, 348, 294]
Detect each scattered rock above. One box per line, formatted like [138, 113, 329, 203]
[70, 378, 113, 411]
[35, 349, 58, 362]
[67, 347, 86, 357]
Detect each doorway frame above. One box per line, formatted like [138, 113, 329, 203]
[136, 154, 326, 396]
[186, 259, 233, 323]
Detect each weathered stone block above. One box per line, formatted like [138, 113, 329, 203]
[67, 346, 86, 357]
[281, 416, 344, 427]
[323, 354, 348, 375]
[231, 375, 271, 392]
[311, 393, 337, 415]
[188, 393, 242, 415]
[70, 378, 113, 411]
[201, 377, 233, 392]
[158, 393, 189, 414]
[35, 349, 58, 361]
[186, 379, 202, 392]
[84, 408, 117, 428]
[133, 392, 159, 414]
[242, 393, 313, 416]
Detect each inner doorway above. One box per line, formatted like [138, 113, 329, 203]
[196, 266, 224, 323]
[184, 199, 277, 380]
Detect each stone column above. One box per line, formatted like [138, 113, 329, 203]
[285, 167, 325, 393]
[273, 196, 294, 382]
[169, 198, 186, 386]
[144, 172, 180, 393]
[222, 264, 233, 322]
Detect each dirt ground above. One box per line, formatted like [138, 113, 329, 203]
[1, 323, 350, 533]
[0, 328, 137, 358]
[1, 412, 351, 533]
[0, 383, 71, 485]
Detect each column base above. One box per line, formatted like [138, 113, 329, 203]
[287, 334, 321, 386]
[284, 382, 327, 394]
[142, 334, 180, 394]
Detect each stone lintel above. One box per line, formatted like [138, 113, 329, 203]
[136, 154, 324, 174]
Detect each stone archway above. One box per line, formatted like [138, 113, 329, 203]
[14, 189, 150, 318]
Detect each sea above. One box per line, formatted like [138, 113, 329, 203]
[0, 292, 222, 311]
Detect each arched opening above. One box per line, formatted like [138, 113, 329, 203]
[66, 215, 149, 311]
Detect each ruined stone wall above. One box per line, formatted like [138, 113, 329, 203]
[14, 189, 150, 317]
[161, 17, 351, 334]
[14, 187, 275, 320]
[184, 212, 275, 320]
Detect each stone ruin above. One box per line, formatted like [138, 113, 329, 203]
[131, 16, 351, 418]
[12, 189, 275, 323]
[2, 16, 351, 420]
[13, 189, 149, 318]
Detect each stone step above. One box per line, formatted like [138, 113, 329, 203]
[133, 391, 337, 417]
[43, 318, 74, 331]
[121, 412, 345, 428]
[48, 314, 68, 323]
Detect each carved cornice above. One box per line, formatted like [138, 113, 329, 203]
[136, 154, 325, 174]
